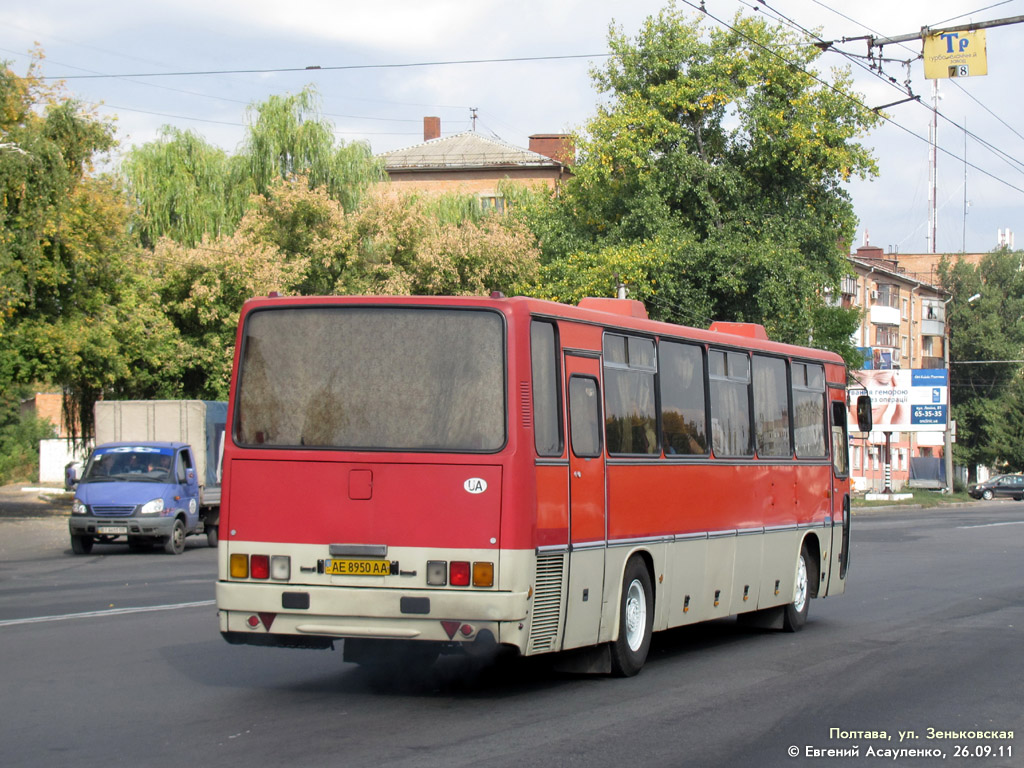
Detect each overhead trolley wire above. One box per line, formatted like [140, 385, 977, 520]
[694, 0, 1024, 196]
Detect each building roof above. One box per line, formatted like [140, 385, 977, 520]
[380, 131, 565, 171]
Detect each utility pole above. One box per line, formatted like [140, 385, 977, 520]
[928, 80, 938, 254]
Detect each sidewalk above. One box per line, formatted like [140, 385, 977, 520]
[0, 483, 72, 518]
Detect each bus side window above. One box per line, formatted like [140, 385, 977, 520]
[660, 341, 708, 455]
[569, 376, 602, 458]
[530, 321, 563, 457]
[831, 400, 849, 476]
[793, 362, 827, 458]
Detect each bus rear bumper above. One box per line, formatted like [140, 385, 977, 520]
[216, 580, 532, 648]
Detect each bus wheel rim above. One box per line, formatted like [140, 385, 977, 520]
[793, 555, 808, 613]
[625, 579, 647, 651]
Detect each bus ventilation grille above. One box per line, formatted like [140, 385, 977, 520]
[519, 381, 532, 429]
[528, 553, 565, 652]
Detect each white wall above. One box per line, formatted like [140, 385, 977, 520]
[39, 439, 91, 485]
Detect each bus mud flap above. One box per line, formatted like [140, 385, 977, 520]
[736, 605, 785, 630]
[551, 643, 612, 674]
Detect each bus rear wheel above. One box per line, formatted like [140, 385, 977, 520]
[783, 544, 815, 632]
[609, 557, 653, 677]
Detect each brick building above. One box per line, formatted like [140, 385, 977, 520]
[379, 117, 572, 207]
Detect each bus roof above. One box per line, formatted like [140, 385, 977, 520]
[239, 294, 846, 366]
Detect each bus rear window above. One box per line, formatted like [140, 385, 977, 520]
[234, 306, 506, 451]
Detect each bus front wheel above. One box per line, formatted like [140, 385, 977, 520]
[609, 557, 653, 677]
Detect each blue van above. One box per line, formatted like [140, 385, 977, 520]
[69, 442, 210, 555]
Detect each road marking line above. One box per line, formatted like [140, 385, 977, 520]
[0, 600, 216, 627]
[957, 521, 1024, 529]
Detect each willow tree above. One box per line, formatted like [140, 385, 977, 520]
[240, 85, 385, 213]
[122, 86, 384, 247]
[121, 127, 250, 247]
[534, 7, 879, 358]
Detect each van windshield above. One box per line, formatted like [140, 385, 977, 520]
[81, 447, 175, 483]
[234, 306, 506, 452]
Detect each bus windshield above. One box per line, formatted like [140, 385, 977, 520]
[234, 306, 506, 452]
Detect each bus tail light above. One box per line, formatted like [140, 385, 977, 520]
[425, 560, 495, 587]
[450, 561, 470, 586]
[230, 553, 290, 580]
[472, 562, 494, 587]
[251, 555, 270, 579]
[426, 561, 447, 586]
[271, 556, 291, 580]
[230, 553, 249, 579]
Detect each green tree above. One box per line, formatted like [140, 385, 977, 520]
[121, 126, 250, 247]
[0, 57, 180, 441]
[151, 229, 308, 399]
[240, 85, 385, 211]
[0, 386, 56, 485]
[530, 7, 877, 359]
[121, 86, 385, 248]
[941, 249, 1024, 476]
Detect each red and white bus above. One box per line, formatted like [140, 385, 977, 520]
[217, 294, 861, 676]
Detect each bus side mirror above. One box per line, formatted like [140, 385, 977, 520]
[856, 395, 872, 433]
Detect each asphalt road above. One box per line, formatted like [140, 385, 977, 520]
[1, 493, 1021, 768]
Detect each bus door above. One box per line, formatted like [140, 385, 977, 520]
[825, 393, 851, 596]
[561, 353, 607, 649]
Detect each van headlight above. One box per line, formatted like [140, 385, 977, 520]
[140, 498, 165, 515]
[72, 499, 87, 515]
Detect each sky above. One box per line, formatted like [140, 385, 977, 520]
[1, 0, 1022, 258]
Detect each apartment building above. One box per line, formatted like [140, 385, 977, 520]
[845, 244, 950, 492]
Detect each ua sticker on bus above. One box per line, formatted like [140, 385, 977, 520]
[464, 478, 487, 494]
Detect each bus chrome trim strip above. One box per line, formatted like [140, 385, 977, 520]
[764, 524, 799, 533]
[707, 529, 738, 539]
[535, 458, 569, 467]
[608, 535, 673, 548]
[736, 526, 765, 536]
[329, 543, 388, 558]
[674, 532, 708, 542]
[571, 540, 608, 551]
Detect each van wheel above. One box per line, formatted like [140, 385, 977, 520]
[609, 557, 653, 677]
[783, 545, 814, 632]
[71, 534, 94, 555]
[164, 519, 186, 555]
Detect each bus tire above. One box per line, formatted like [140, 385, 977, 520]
[783, 544, 814, 632]
[609, 557, 653, 677]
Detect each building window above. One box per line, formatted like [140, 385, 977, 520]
[479, 195, 506, 213]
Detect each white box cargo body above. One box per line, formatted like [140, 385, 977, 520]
[93, 400, 227, 506]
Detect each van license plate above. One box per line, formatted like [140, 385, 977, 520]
[98, 526, 128, 535]
[324, 559, 391, 576]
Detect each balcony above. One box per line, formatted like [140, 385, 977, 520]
[870, 304, 901, 326]
[920, 356, 945, 369]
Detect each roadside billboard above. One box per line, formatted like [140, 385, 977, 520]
[850, 369, 948, 432]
